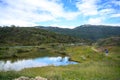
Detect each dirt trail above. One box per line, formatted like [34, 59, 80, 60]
[91, 47, 99, 52]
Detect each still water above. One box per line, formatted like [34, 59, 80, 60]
[0, 56, 77, 71]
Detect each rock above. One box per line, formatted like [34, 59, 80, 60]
[14, 76, 47, 80]
[14, 76, 29, 80]
[35, 76, 47, 80]
[29, 78, 34, 80]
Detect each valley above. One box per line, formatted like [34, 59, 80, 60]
[0, 26, 120, 80]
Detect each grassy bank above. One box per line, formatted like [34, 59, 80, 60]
[0, 44, 66, 59]
[0, 45, 120, 80]
[66, 46, 105, 62]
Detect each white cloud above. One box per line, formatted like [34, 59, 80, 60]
[88, 17, 103, 25]
[0, 0, 79, 26]
[75, 0, 120, 26]
[49, 24, 75, 29]
[75, 0, 119, 18]
[111, 14, 120, 17]
[0, 19, 36, 26]
[99, 8, 115, 16]
[0, 0, 119, 27]
[76, 0, 98, 16]
[103, 23, 120, 26]
[63, 12, 80, 20]
[112, 0, 120, 6]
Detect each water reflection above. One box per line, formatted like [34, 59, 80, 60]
[0, 57, 77, 71]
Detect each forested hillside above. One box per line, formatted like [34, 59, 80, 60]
[0, 26, 82, 46]
[37, 25, 120, 41]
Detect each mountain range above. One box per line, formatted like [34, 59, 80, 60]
[36, 24, 120, 41]
[0, 24, 120, 46]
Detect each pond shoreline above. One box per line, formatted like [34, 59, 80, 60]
[0, 56, 78, 71]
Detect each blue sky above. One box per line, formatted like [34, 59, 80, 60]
[0, 0, 120, 28]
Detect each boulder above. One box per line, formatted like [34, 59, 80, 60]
[34, 76, 47, 80]
[14, 76, 29, 80]
[14, 76, 47, 80]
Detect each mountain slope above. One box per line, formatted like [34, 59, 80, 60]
[96, 37, 120, 46]
[36, 25, 120, 41]
[0, 27, 82, 46]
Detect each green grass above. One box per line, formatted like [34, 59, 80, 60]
[0, 45, 120, 80]
[0, 45, 63, 59]
[0, 71, 20, 80]
[66, 46, 105, 62]
[18, 60, 120, 80]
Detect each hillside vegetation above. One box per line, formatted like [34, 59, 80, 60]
[37, 24, 120, 41]
[0, 26, 82, 46]
[96, 37, 120, 47]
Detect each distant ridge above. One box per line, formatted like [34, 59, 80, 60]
[36, 24, 120, 41]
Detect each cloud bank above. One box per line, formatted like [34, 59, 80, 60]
[0, 0, 120, 27]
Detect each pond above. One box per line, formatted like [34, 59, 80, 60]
[0, 56, 77, 71]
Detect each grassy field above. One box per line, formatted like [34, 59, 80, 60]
[0, 45, 120, 80]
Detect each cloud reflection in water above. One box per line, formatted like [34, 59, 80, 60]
[0, 56, 77, 71]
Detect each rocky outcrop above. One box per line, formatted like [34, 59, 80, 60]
[14, 76, 47, 80]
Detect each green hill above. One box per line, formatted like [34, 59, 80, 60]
[0, 26, 82, 46]
[36, 24, 120, 41]
[96, 37, 120, 47]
